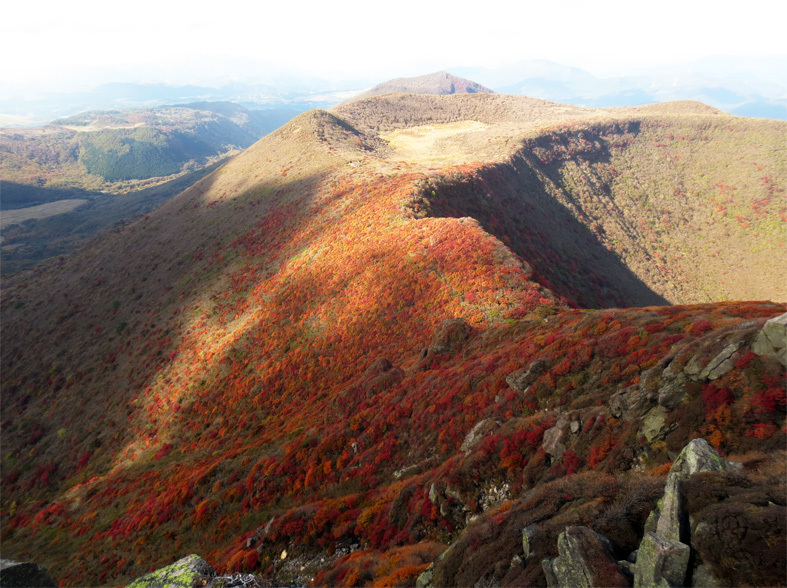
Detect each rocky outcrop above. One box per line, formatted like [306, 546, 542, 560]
[656, 362, 688, 410]
[360, 357, 404, 396]
[541, 526, 630, 588]
[506, 358, 548, 393]
[418, 318, 472, 369]
[416, 545, 452, 588]
[684, 342, 742, 381]
[542, 419, 567, 459]
[610, 383, 657, 421]
[752, 311, 787, 366]
[460, 418, 499, 454]
[641, 406, 669, 443]
[127, 555, 216, 588]
[0, 560, 55, 587]
[634, 533, 690, 588]
[633, 438, 729, 588]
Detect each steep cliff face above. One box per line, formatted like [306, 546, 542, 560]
[417, 116, 786, 307]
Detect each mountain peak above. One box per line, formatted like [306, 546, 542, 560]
[345, 71, 494, 103]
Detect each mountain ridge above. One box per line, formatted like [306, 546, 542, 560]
[1, 90, 785, 586]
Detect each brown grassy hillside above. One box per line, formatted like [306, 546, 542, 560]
[1, 93, 784, 586]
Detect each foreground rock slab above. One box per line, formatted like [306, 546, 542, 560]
[542, 526, 629, 588]
[0, 560, 55, 587]
[634, 438, 728, 588]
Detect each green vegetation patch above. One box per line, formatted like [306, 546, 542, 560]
[78, 128, 184, 181]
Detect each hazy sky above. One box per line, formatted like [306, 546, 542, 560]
[3, 0, 786, 89]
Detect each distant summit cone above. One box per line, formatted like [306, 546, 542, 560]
[345, 71, 494, 103]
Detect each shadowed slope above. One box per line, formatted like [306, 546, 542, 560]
[1, 93, 784, 586]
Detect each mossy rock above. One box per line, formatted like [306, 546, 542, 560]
[127, 555, 215, 588]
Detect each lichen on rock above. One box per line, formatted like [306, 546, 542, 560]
[126, 554, 216, 588]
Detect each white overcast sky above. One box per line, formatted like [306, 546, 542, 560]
[2, 0, 786, 89]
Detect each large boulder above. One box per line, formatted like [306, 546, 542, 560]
[0, 560, 55, 587]
[460, 418, 499, 454]
[634, 532, 690, 588]
[752, 312, 787, 366]
[698, 342, 742, 381]
[641, 407, 669, 443]
[542, 420, 567, 459]
[430, 318, 472, 355]
[506, 358, 548, 394]
[542, 526, 629, 588]
[655, 439, 729, 542]
[634, 438, 730, 588]
[417, 318, 472, 369]
[609, 384, 656, 420]
[127, 554, 216, 588]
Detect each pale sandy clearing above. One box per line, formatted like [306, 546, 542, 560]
[380, 120, 493, 164]
[61, 122, 146, 132]
[1, 199, 89, 228]
[0, 114, 46, 128]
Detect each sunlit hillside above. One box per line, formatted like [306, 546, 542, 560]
[1, 92, 785, 587]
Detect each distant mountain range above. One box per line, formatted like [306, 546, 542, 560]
[453, 57, 787, 119]
[1, 57, 785, 126]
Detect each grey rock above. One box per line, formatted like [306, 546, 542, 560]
[417, 546, 453, 588]
[479, 481, 511, 511]
[127, 554, 215, 588]
[428, 483, 438, 504]
[635, 438, 730, 588]
[699, 342, 742, 380]
[642, 407, 669, 443]
[762, 312, 787, 346]
[417, 318, 472, 370]
[415, 563, 434, 588]
[549, 526, 629, 588]
[0, 560, 55, 587]
[206, 575, 266, 588]
[542, 558, 559, 588]
[430, 318, 472, 355]
[506, 358, 548, 393]
[570, 419, 581, 435]
[610, 385, 656, 420]
[522, 524, 537, 559]
[609, 392, 627, 419]
[473, 573, 501, 588]
[752, 312, 787, 366]
[634, 532, 690, 588]
[657, 371, 688, 409]
[542, 425, 566, 459]
[460, 418, 498, 454]
[657, 438, 728, 542]
[683, 354, 704, 379]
